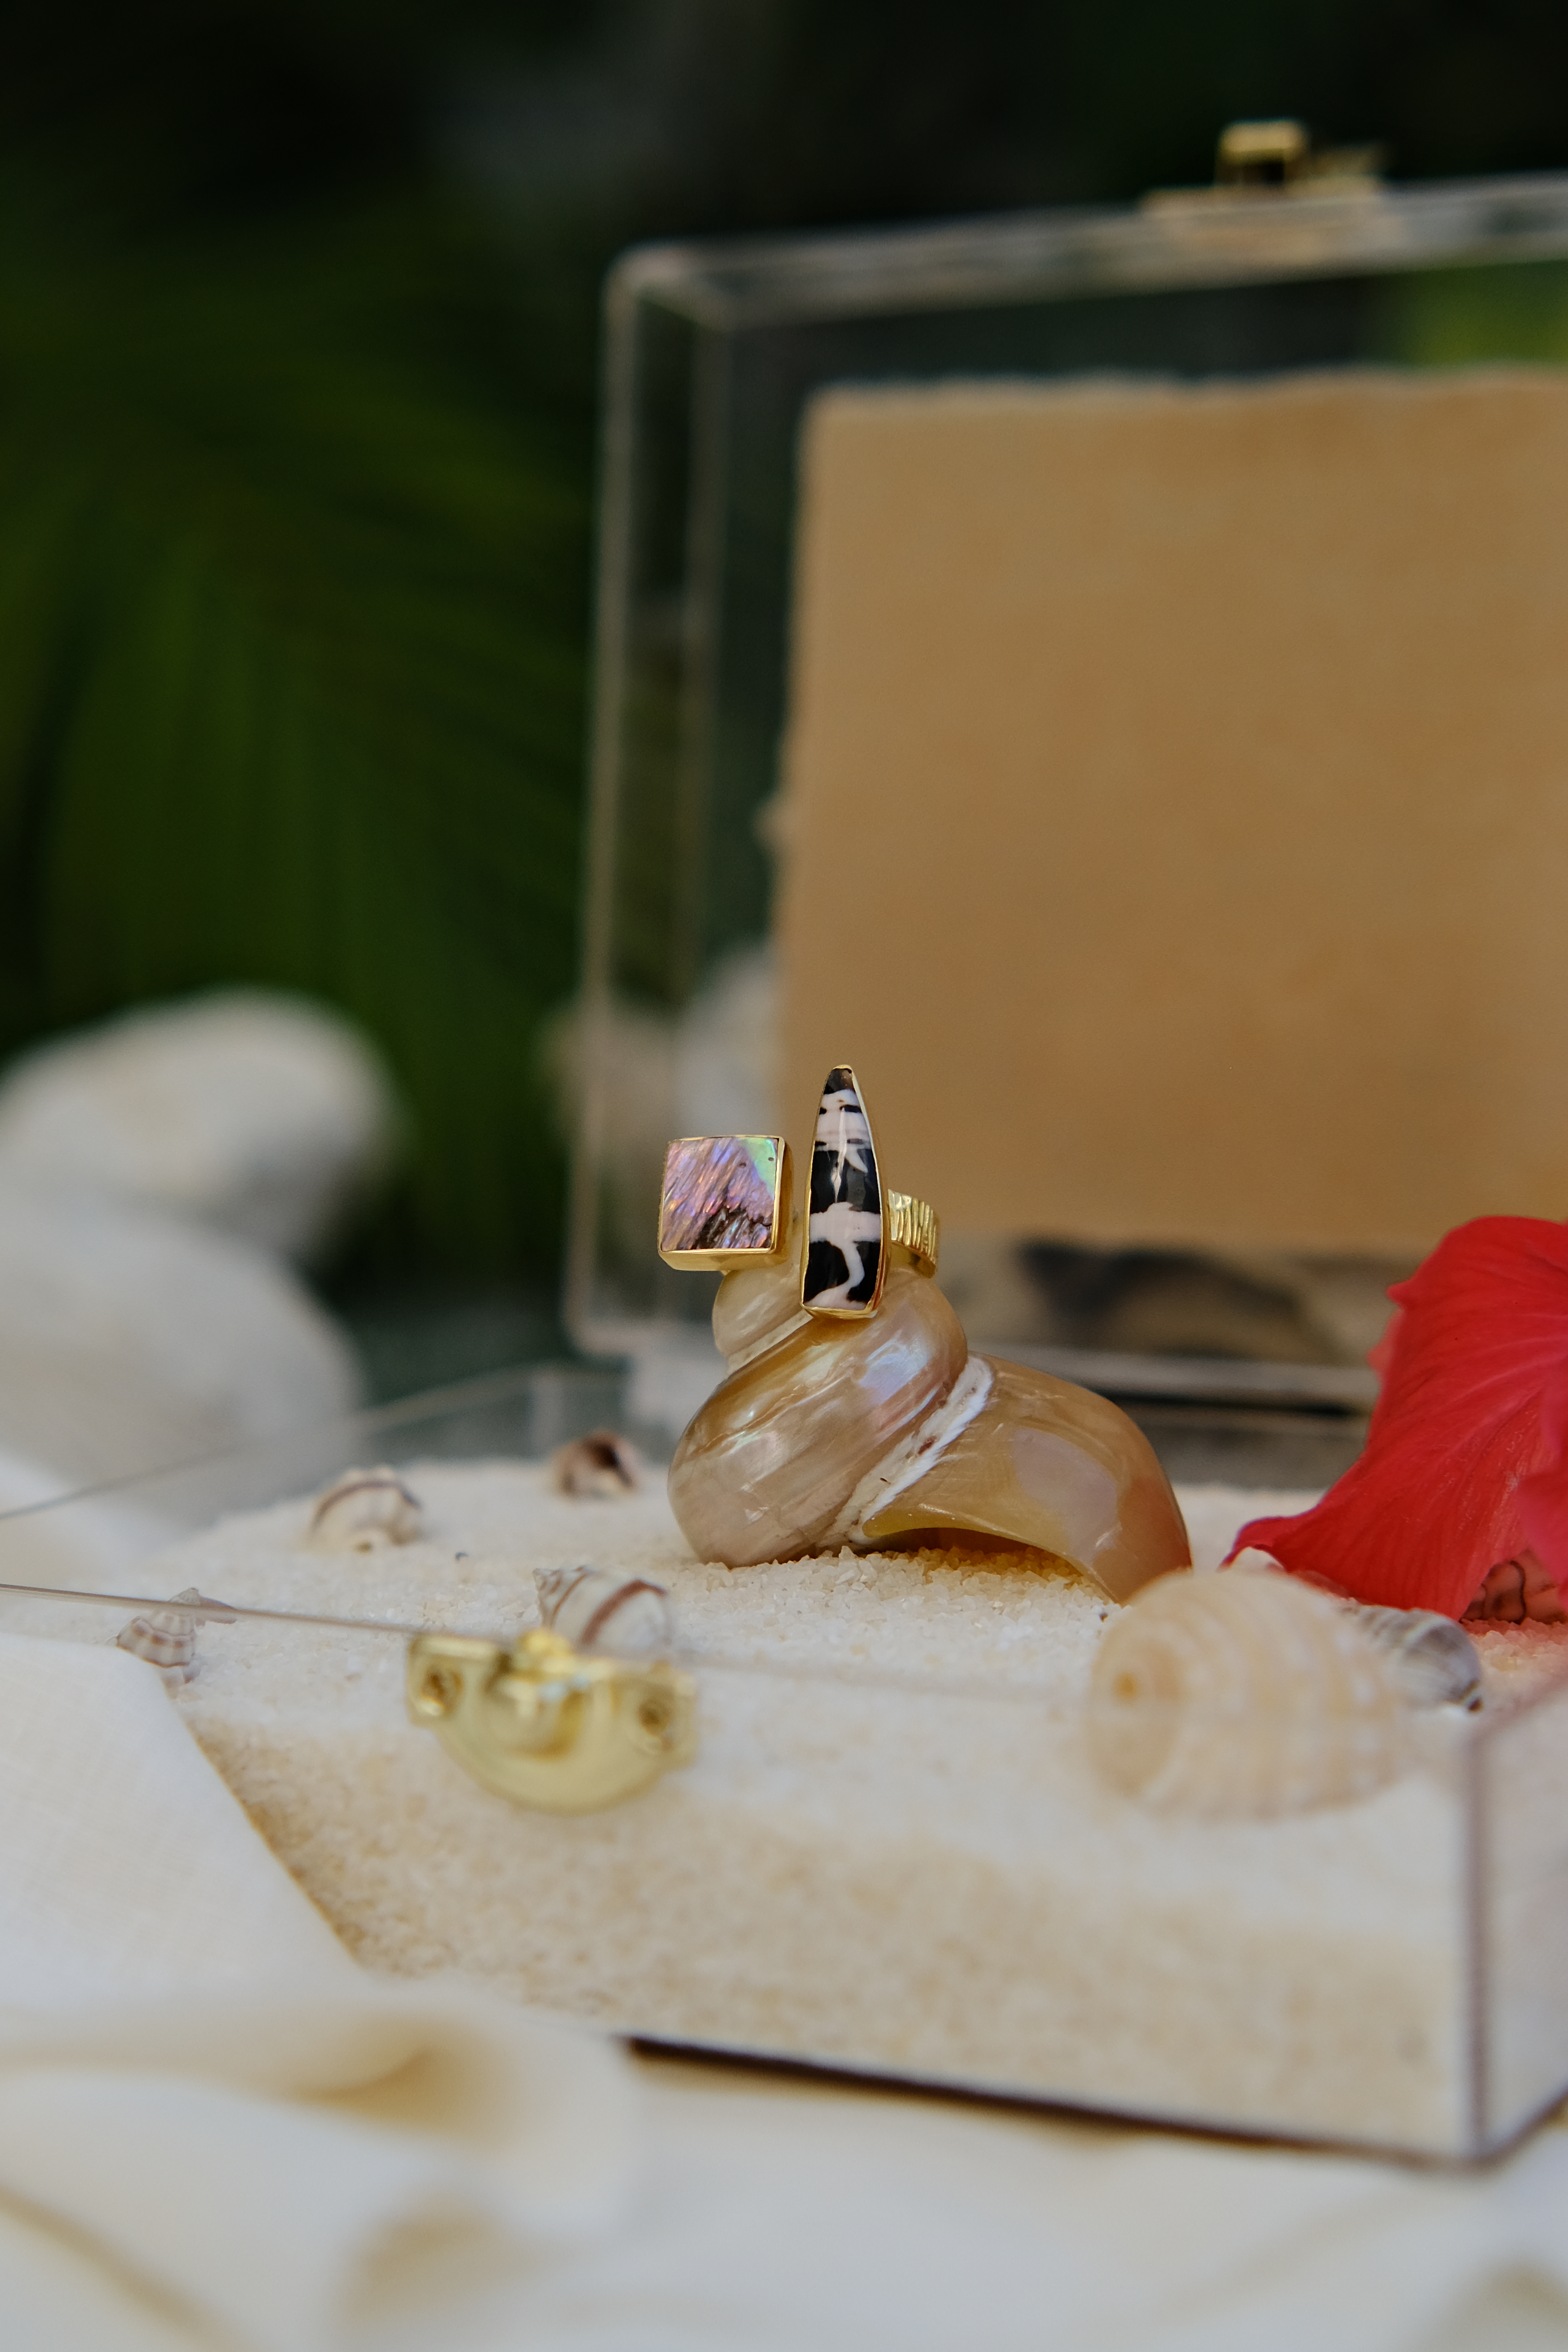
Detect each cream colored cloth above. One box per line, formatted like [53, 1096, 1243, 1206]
[9, 1626, 1568, 2352]
[0, 1632, 635, 2352]
[607, 2062, 1568, 2352]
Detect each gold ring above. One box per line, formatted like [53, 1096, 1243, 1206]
[657, 1065, 939, 1317]
[888, 1190, 940, 1279]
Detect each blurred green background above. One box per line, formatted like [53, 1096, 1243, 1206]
[5, 1, 1568, 1371]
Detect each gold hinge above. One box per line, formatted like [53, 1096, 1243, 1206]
[1216, 118, 1312, 187]
[1215, 118, 1383, 192]
[1146, 120, 1383, 211]
[407, 1626, 698, 1814]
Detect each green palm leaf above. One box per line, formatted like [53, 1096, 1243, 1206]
[0, 190, 595, 1268]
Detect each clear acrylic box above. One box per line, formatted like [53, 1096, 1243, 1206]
[0, 1370, 1565, 2163]
[570, 167, 1568, 1474]
[19, 177, 1568, 2167]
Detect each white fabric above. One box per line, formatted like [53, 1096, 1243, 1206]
[607, 2066, 1568, 2352]
[0, 1634, 635, 2351]
[0, 1185, 359, 1487]
[8, 1628, 1568, 2350]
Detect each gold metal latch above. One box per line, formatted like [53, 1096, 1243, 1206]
[1216, 118, 1312, 187]
[1146, 120, 1383, 212]
[1214, 119, 1383, 192]
[407, 1626, 697, 1814]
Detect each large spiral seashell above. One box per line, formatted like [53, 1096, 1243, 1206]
[668, 1246, 1189, 1598]
[308, 1467, 423, 1552]
[1087, 1568, 1406, 1818]
[534, 1565, 673, 1656]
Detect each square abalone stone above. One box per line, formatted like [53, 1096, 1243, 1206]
[658, 1135, 790, 1266]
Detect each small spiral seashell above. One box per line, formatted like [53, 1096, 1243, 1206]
[308, 1467, 422, 1552]
[551, 1430, 643, 1499]
[534, 1565, 672, 1656]
[117, 1588, 203, 1688]
[1088, 1568, 1405, 1818]
[1350, 1605, 1482, 1712]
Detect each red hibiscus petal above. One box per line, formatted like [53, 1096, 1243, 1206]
[1366, 1307, 1403, 1387]
[1517, 1365, 1568, 1598]
[1228, 1217, 1568, 1617]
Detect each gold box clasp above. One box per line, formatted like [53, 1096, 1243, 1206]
[1213, 119, 1383, 194]
[407, 1626, 697, 1814]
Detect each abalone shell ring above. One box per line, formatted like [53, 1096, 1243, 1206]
[665, 1062, 1188, 1595]
[659, 1134, 794, 1270]
[657, 1065, 938, 1320]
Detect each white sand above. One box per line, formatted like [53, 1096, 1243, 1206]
[48, 1464, 1568, 2157]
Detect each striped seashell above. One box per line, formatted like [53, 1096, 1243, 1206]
[308, 1467, 422, 1552]
[117, 1587, 203, 1688]
[534, 1565, 673, 1657]
[551, 1430, 643, 1499]
[1350, 1605, 1482, 1712]
[1087, 1567, 1405, 1818]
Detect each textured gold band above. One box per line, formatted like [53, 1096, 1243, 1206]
[887, 1190, 940, 1278]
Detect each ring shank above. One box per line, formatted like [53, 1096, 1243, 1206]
[887, 1191, 940, 1278]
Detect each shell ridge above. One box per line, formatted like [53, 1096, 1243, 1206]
[1089, 1570, 1407, 1817]
[826, 1354, 995, 1549]
[724, 1308, 814, 1374]
[117, 1585, 204, 1686]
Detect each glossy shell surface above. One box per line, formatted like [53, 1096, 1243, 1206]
[671, 1257, 1189, 1596]
[858, 1355, 1188, 1604]
[671, 1267, 966, 1567]
[1088, 1567, 1405, 1817]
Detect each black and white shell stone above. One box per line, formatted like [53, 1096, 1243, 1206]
[802, 1065, 885, 1315]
